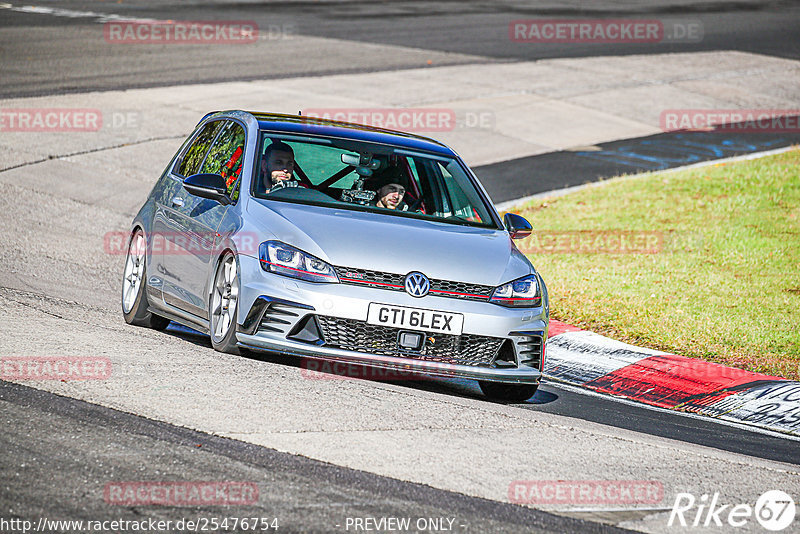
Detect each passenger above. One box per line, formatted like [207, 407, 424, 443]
[261, 141, 302, 192]
[365, 166, 409, 211]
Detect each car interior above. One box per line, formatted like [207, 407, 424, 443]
[254, 135, 492, 227]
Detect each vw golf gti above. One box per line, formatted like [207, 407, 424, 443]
[121, 110, 549, 401]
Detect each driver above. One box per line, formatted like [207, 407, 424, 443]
[364, 166, 409, 211]
[261, 141, 303, 193]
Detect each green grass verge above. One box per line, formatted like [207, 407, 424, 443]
[514, 148, 800, 380]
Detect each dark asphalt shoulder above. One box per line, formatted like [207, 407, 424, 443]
[0, 379, 630, 534]
[476, 124, 800, 204]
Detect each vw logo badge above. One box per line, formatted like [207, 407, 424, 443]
[404, 272, 430, 298]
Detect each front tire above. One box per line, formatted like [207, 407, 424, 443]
[479, 381, 538, 402]
[209, 252, 240, 354]
[121, 229, 170, 330]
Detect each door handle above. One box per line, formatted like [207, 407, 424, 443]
[171, 197, 184, 208]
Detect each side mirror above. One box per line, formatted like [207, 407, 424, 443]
[183, 173, 231, 205]
[504, 213, 532, 240]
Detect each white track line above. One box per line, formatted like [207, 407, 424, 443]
[0, 3, 162, 23]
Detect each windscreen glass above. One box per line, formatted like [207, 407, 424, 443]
[252, 132, 498, 228]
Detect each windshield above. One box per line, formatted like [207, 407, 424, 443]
[251, 132, 499, 228]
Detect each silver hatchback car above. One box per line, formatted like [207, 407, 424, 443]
[122, 110, 549, 401]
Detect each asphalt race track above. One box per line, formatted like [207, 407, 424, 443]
[478, 125, 800, 203]
[1, 380, 622, 534]
[1, 1, 799, 533]
[1, 0, 800, 97]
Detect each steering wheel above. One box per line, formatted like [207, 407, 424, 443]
[406, 195, 425, 213]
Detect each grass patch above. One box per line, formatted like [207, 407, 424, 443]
[515, 148, 800, 379]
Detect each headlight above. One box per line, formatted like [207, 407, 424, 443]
[490, 274, 541, 307]
[258, 241, 339, 283]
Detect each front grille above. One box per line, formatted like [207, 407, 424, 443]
[316, 315, 504, 367]
[334, 266, 494, 302]
[336, 267, 404, 291]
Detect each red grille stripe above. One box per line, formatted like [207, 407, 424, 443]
[429, 289, 489, 299]
[340, 277, 404, 289]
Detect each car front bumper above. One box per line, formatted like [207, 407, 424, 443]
[237, 331, 542, 382]
[235, 254, 548, 384]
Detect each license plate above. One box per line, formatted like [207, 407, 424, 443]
[366, 303, 463, 335]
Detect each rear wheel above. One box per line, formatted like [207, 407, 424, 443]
[479, 381, 538, 402]
[121, 229, 170, 330]
[209, 252, 240, 354]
